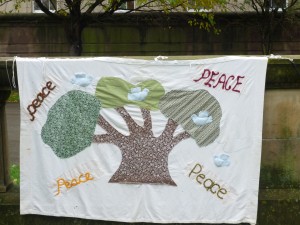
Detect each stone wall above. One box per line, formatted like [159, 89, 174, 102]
[0, 13, 300, 57]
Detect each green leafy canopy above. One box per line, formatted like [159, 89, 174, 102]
[41, 90, 101, 158]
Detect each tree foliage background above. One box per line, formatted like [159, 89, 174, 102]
[248, 0, 300, 54]
[2, 0, 299, 55]
[2, 0, 227, 56]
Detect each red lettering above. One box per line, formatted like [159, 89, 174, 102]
[27, 105, 36, 121]
[42, 87, 50, 97]
[204, 71, 219, 87]
[213, 74, 227, 89]
[194, 69, 211, 82]
[225, 75, 235, 90]
[232, 76, 245, 93]
[46, 81, 56, 90]
[32, 99, 41, 108]
[36, 93, 45, 102]
[194, 68, 245, 94]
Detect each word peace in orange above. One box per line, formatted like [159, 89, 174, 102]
[55, 172, 94, 196]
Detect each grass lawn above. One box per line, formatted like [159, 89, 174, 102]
[10, 164, 20, 185]
[7, 90, 19, 103]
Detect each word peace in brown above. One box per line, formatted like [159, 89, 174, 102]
[189, 163, 227, 200]
[27, 81, 56, 121]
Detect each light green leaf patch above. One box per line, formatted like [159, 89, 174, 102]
[95, 77, 165, 110]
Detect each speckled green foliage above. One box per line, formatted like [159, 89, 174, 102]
[41, 90, 101, 158]
[95, 77, 165, 110]
[9, 164, 20, 185]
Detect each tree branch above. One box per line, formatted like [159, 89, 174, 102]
[141, 108, 153, 134]
[49, 0, 56, 10]
[34, 0, 59, 18]
[116, 106, 142, 134]
[93, 114, 126, 145]
[160, 118, 178, 138]
[0, 0, 12, 7]
[93, 133, 116, 144]
[65, 0, 73, 9]
[97, 114, 122, 136]
[123, 0, 158, 14]
[125, 0, 184, 14]
[84, 0, 105, 14]
[172, 131, 190, 146]
[106, 0, 128, 15]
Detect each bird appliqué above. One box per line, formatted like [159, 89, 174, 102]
[128, 87, 149, 101]
[191, 111, 213, 126]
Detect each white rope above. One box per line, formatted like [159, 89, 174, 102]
[12, 57, 17, 89]
[268, 54, 293, 62]
[5, 57, 17, 89]
[154, 55, 168, 61]
[5, 59, 12, 90]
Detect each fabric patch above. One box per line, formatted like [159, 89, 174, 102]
[17, 56, 268, 224]
[191, 111, 213, 126]
[214, 154, 230, 167]
[93, 107, 190, 185]
[159, 90, 222, 147]
[95, 77, 165, 110]
[41, 90, 101, 158]
[71, 72, 93, 87]
[127, 87, 149, 101]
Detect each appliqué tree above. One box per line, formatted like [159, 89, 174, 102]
[42, 77, 222, 186]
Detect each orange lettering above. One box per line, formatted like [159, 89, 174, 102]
[55, 172, 94, 196]
[71, 179, 78, 186]
[79, 174, 86, 183]
[64, 180, 71, 188]
[85, 172, 94, 181]
[55, 178, 66, 196]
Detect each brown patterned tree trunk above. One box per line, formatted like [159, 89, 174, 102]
[93, 107, 190, 186]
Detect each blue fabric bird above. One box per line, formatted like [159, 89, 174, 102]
[128, 87, 149, 101]
[71, 73, 93, 87]
[191, 111, 213, 126]
[214, 154, 230, 167]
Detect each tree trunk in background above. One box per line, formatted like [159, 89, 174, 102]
[65, 19, 85, 56]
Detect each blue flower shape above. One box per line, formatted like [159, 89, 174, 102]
[71, 72, 93, 87]
[128, 87, 149, 101]
[191, 111, 213, 126]
[214, 154, 230, 167]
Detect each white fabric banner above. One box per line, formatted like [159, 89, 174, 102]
[17, 56, 268, 224]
